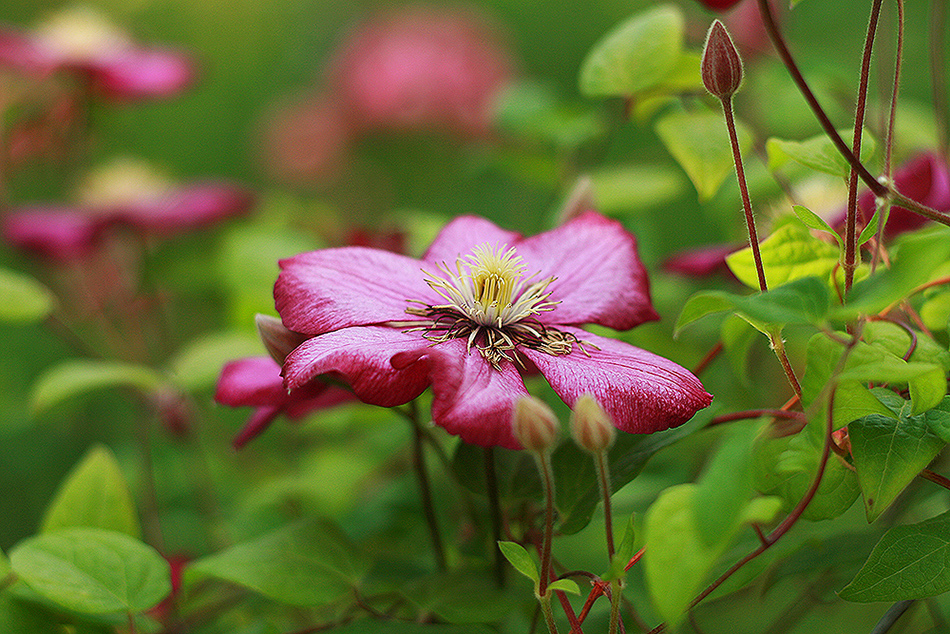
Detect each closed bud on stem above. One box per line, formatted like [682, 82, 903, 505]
[701, 20, 743, 99]
[256, 313, 309, 365]
[512, 396, 560, 453]
[570, 394, 616, 454]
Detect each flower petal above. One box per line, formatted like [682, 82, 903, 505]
[91, 47, 196, 101]
[422, 215, 521, 265]
[282, 325, 430, 407]
[232, 406, 282, 450]
[392, 338, 525, 449]
[275, 248, 437, 334]
[3, 206, 104, 261]
[515, 211, 659, 330]
[523, 327, 711, 435]
[120, 182, 254, 234]
[215, 356, 289, 407]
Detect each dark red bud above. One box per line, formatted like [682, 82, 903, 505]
[701, 20, 744, 99]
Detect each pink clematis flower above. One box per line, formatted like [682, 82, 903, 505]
[0, 6, 195, 101]
[274, 211, 712, 449]
[216, 356, 353, 449]
[3, 158, 254, 261]
[327, 4, 514, 138]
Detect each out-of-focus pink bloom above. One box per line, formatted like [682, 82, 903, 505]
[723, 0, 778, 58]
[274, 211, 711, 449]
[215, 356, 353, 449]
[663, 243, 743, 279]
[0, 6, 195, 101]
[3, 158, 254, 261]
[831, 152, 950, 239]
[328, 4, 514, 137]
[261, 94, 352, 186]
[696, 0, 745, 12]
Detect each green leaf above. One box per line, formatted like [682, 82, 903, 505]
[10, 528, 170, 614]
[167, 331, 263, 392]
[41, 444, 139, 539]
[675, 277, 830, 336]
[492, 81, 607, 149]
[792, 204, 842, 247]
[924, 396, 950, 442]
[655, 108, 753, 201]
[694, 423, 756, 545]
[603, 513, 636, 581]
[644, 485, 717, 626]
[856, 204, 881, 247]
[841, 510, 950, 601]
[721, 314, 757, 384]
[547, 578, 581, 595]
[0, 268, 55, 323]
[850, 413, 946, 522]
[497, 541, 538, 583]
[579, 5, 684, 97]
[674, 291, 737, 335]
[753, 430, 860, 521]
[838, 226, 950, 319]
[766, 128, 876, 178]
[726, 221, 840, 289]
[402, 573, 517, 624]
[30, 360, 165, 416]
[185, 519, 369, 606]
[554, 412, 709, 534]
[588, 164, 687, 215]
[800, 333, 912, 431]
[0, 593, 63, 634]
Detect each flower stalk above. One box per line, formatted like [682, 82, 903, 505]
[702, 21, 766, 292]
[408, 401, 447, 572]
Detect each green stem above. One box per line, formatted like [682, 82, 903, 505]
[484, 447, 506, 588]
[608, 579, 623, 634]
[595, 451, 615, 559]
[408, 403, 447, 572]
[722, 95, 767, 292]
[768, 331, 802, 399]
[536, 451, 556, 598]
[540, 591, 560, 634]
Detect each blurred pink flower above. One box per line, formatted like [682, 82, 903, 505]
[261, 94, 352, 186]
[663, 243, 743, 279]
[274, 211, 711, 449]
[0, 6, 195, 101]
[3, 158, 254, 261]
[216, 356, 353, 449]
[328, 4, 514, 137]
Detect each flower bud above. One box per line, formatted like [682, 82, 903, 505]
[570, 394, 616, 454]
[256, 313, 309, 365]
[697, 0, 744, 12]
[701, 20, 743, 99]
[512, 396, 560, 453]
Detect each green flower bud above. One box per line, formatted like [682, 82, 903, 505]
[512, 396, 560, 453]
[570, 394, 616, 454]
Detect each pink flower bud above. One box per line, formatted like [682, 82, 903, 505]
[512, 396, 560, 453]
[697, 0, 744, 12]
[570, 394, 616, 453]
[701, 20, 743, 99]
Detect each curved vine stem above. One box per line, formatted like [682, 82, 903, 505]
[844, 0, 884, 293]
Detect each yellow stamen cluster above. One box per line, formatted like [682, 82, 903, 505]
[398, 243, 592, 369]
